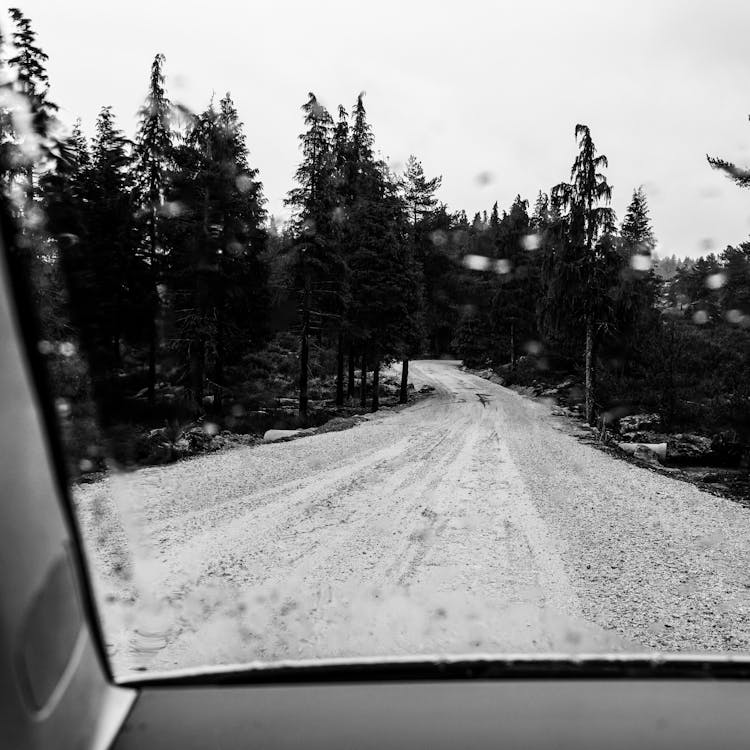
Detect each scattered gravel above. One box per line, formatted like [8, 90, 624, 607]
[73, 361, 750, 676]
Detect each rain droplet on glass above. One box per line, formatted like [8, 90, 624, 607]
[705, 272, 726, 290]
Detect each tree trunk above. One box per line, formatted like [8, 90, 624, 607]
[147, 317, 157, 407]
[147, 209, 158, 407]
[510, 322, 516, 370]
[399, 358, 409, 404]
[584, 315, 595, 426]
[190, 339, 204, 408]
[299, 309, 309, 424]
[299, 256, 310, 423]
[359, 352, 367, 408]
[335, 330, 345, 406]
[371, 358, 380, 412]
[214, 304, 224, 412]
[347, 346, 355, 399]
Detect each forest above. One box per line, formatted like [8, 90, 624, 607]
[2, 9, 749, 479]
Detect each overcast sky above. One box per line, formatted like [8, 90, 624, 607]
[9, 0, 750, 257]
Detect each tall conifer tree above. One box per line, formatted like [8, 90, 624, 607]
[134, 53, 173, 404]
[545, 124, 616, 424]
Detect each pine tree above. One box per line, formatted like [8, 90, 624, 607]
[167, 94, 267, 410]
[621, 186, 655, 256]
[707, 111, 750, 188]
[285, 93, 339, 420]
[614, 186, 659, 356]
[55, 106, 146, 429]
[337, 97, 419, 411]
[490, 201, 500, 229]
[398, 154, 441, 399]
[401, 155, 442, 226]
[492, 195, 533, 368]
[134, 53, 173, 404]
[6, 8, 57, 192]
[546, 124, 617, 424]
[531, 191, 549, 231]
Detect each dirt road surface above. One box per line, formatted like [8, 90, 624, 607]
[74, 360, 750, 676]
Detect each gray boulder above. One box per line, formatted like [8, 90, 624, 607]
[619, 413, 661, 433]
[667, 434, 713, 461]
[633, 444, 664, 465]
[619, 442, 667, 460]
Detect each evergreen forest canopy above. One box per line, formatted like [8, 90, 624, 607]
[1, 9, 749, 474]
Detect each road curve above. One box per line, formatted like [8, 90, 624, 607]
[75, 360, 750, 675]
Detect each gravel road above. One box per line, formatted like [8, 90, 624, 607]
[74, 360, 750, 676]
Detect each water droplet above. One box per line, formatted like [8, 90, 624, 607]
[235, 174, 254, 193]
[494, 258, 511, 275]
[55, 398, 71, 418]
[160, 201, 184, 218]
[37, 340, 54, 355]
[226, 241, 243, 256]
[705, 272, 726, 290]
[524, 340, 543, 355]
[59, 341, 76, 357]
[521, 233, 541, 251]
[462, 254, 491, 271]
[692, 310, 709, 325]
[726, 309, 744, 324]
[430, 230, 447, 247]
[203, 422, 219, 436]
[475, 171, 493, 186]
[25, 205, 45, 230]
[630, 254, 651, 272]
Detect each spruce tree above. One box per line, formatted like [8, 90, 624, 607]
[614, 187, 659, 351]
[7, 8, 57, 191]
[342, 97, 418, 411]
[531, 191, 549, 231]
[167, 94, 267, 411]
[545, 124, 616, 424]
[331, 103, 353, 404]
[621, 186, 655, 256]
[134, 53, 173, 404]
[399, 154, 440, 399]
[285, 93, 338, 421]
[492, 195, 533, 368]
[490, 201, 500, 229]
[401, 155, 442, 226]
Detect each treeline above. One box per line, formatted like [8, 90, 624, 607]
[450, 125, 750, 442]
[0, 10, 441, 444]
[1, 8, 749, 469]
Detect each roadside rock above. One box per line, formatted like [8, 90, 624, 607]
[173, 437, 190, 457]
[620, 430, 669, 444]
[315, 416, 364, 434]
[633, 445, 664, 465]
[263, 428, 315, 443]
[182, 426, 214, 452]
[619, 413, 661, 433]
[667, 434, 713, 462]
[618, 442, 667, 461]
[264, 428, 302, 442]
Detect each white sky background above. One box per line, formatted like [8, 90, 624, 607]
[10, 0, 750, 257]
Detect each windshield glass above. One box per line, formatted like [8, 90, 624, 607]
[6, 0, 750, 678]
